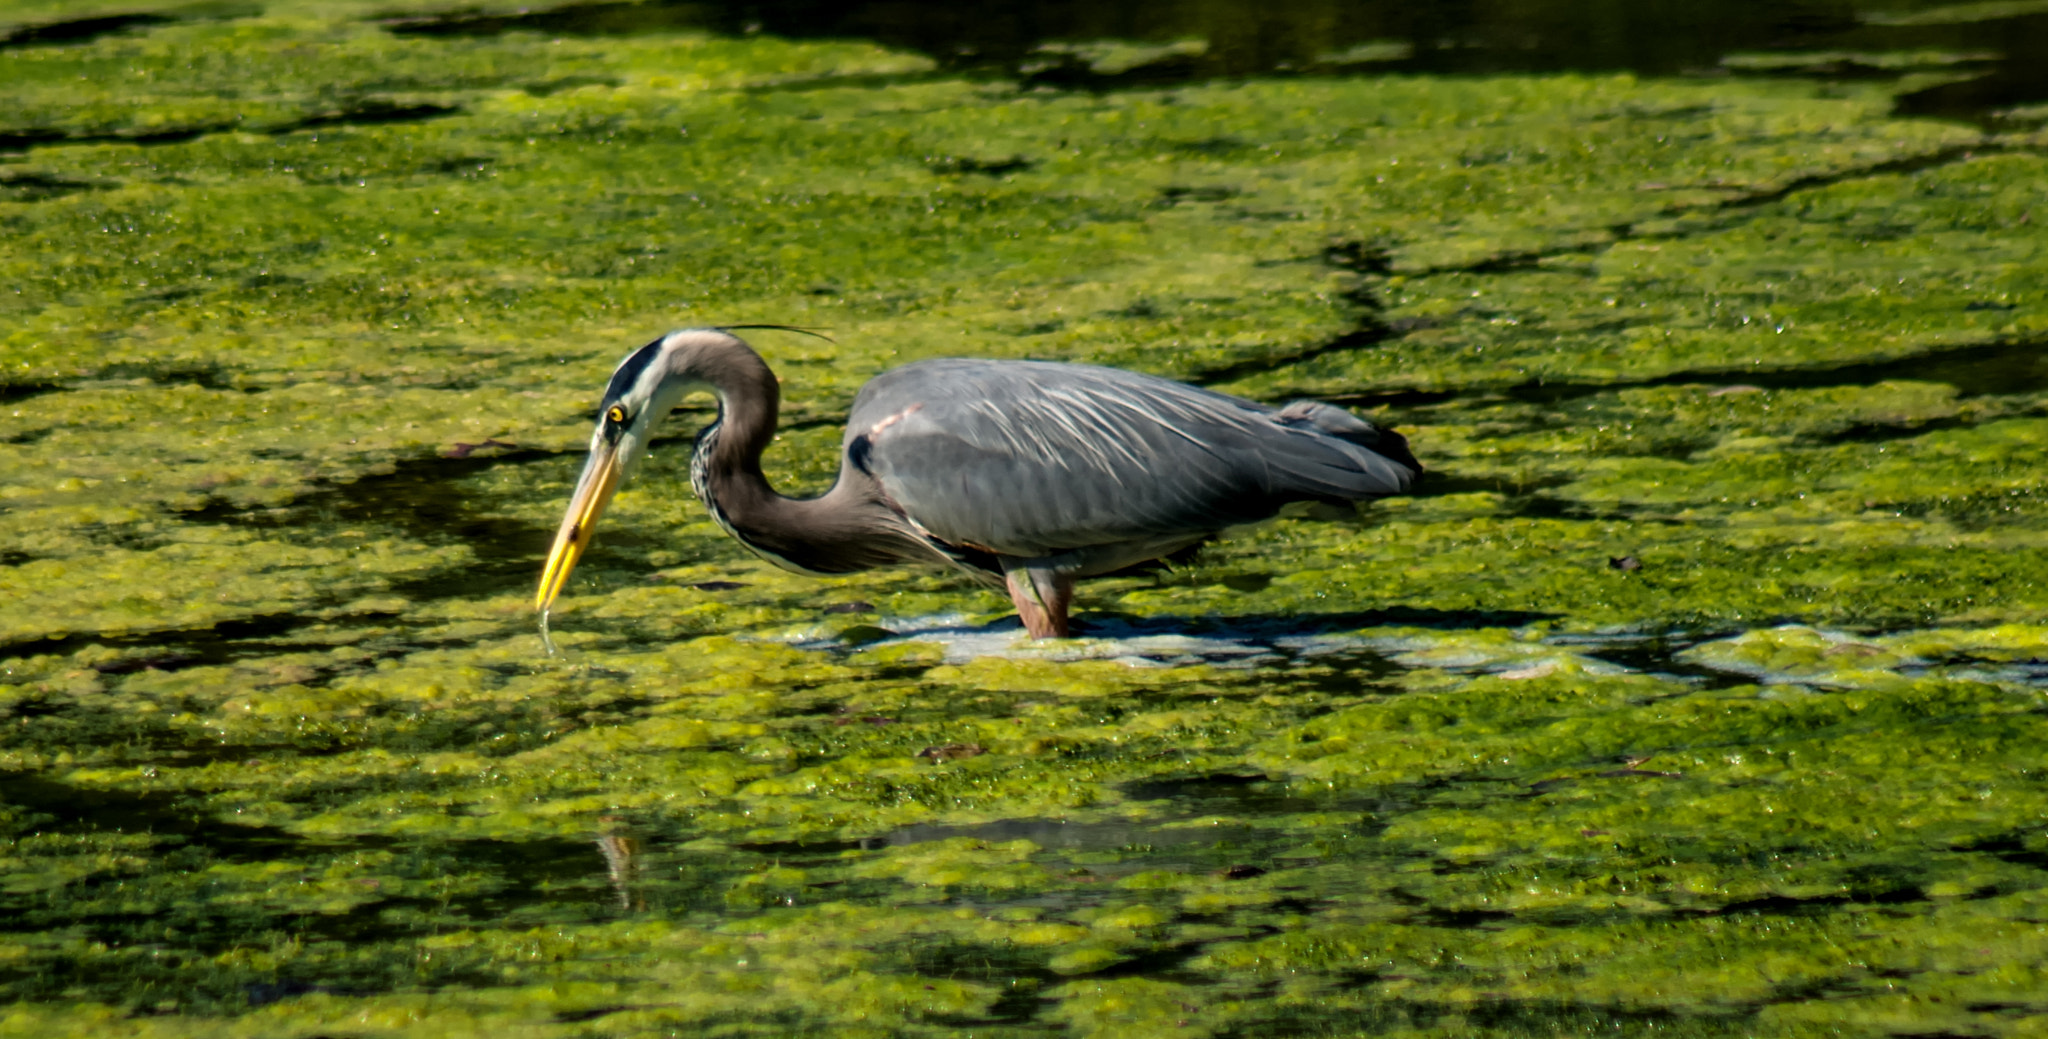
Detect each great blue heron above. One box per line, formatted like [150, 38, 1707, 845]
[535, 328, 1420, 638]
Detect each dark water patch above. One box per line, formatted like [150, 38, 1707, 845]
[1155, 181, 1228, 202]
[1503, 493, 1616, 522]
[1459, 1000, 1696, 1036]
[1894, 488, 2048, 534]
[1122, 772, 1311, 814]
[1226, 606, 1562, 632]
[1904, 72, 2048, 127]
[0, 771, 628, 921]
[552, 1003, 658, 1023]
[81, 123, 229, 145]
[1216, 998, 1673, 1039]
[87, 650, 207, 675]
[1731, 54, 1987, 81]
[0, 795, 623, 1008]
[0, 124, 233, 153]
[1419, 906, 1513, 928]
[0, 611, 318, 666]
[0, 169, 110, 201]
[1505, 338, 2048, 405]
[1213, 571, 1272, 593]
[1412, 471, 1572, 498]
[1196, 243, 1399, 388]
[926, 153, 1036, 176]
[1563, 637, 1754, 688]
[1317, 341, 2045, 467]
[521, 75, 625, 97]
[130, 285, 203, 305]
[375, 0, 2047, 120]
[1715, 142, 1990, 212]
[0, 12, 174, 50]
[932, 976, 1058, 1028]
[0, 102, 459, 158]
[0, 772, 304, 859]
[0, 127, 77, 152]
[740, 67, 964, 96]
[1021, 50, 1209, 92]
[1197, 323, 1400, 389]
[736, 836, 869, 856]
[188, 450, 558, 603]
[1009, 606, 1560, 642]
[1955, 832, 2048, 872]
[275, 99, 462, 134]
[382, 1, 719, 38]
[1085, 939, 1212, 980]
[882, 814, 1217, 858]
[0, 381, 61, 404]
[1707, 886, 1925, 920]
[1322, 239, 1396, 276]
[1881, 12, 2048, 125]
[1817, 414, 1981, 447]
[88, 361, 242, 390]
[321, 457, 552, 564]
[1455, 248, 1559, 276]
[432, 835, 621, 918]
[902, 938, 1065, 985]
[1392, 142, 2005, 289]
[244, 979, 348, 1006]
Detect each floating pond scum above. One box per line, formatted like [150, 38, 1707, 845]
[1, 0, 2047, 1034]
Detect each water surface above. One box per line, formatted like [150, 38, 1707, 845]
[1, 0, 2047, 1034]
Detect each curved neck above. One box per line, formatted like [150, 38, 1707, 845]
[674, 338, 904, 574]
[695, 342, 781, 482]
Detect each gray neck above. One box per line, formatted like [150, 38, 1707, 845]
[674, 337, 910, 575]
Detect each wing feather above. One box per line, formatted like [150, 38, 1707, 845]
[846, 359, 1416, 558]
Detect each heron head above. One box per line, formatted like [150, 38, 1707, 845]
[535, 326, 825, 615]
[533, 329, 732, 613]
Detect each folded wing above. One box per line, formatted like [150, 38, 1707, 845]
[845, 359, 1418, 558]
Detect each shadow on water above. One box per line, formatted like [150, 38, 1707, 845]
[1122, 771, 1341, 816]
[0, 104, 465, 155]
[197, 449, 559, 601]
[1507, 338, 2048, 405]
[0, 450, 559, 662]
[374, 0, 2048, 118]
[1889, 11, 2048, 125]
[0, 12, 175, 49]
[0, 774, 630, 942]
[1081, 606, 1560, 636]
[0, 772, 298, 855]
[1554, 634, 1759, 688]
[853, 609, 1555, 678]
[1319, 338, 2048, 422]
[0, 612, 316, 670]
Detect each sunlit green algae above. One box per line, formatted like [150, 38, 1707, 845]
[3, 2, 2048, 1036]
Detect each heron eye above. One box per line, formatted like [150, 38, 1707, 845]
[607, 405, 628, 424]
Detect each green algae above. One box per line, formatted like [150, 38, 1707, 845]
[11, 613, 2048, 1035]
[4, 2, 2048, 1036]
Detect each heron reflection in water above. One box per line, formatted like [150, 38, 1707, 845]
[535, 327, 1420, 640]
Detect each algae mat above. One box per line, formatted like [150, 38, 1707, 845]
[3, 2, 2048, 1036]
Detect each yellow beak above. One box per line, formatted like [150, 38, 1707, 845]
[535, 442, 624, 613]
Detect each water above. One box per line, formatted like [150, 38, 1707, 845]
[376, 0, 2048, 121]
[4, 0, 2048, 1034]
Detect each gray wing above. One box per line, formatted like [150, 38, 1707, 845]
[844, 359, 1418, 558]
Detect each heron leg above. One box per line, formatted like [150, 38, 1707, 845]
[1002, 559, 1073, 639]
